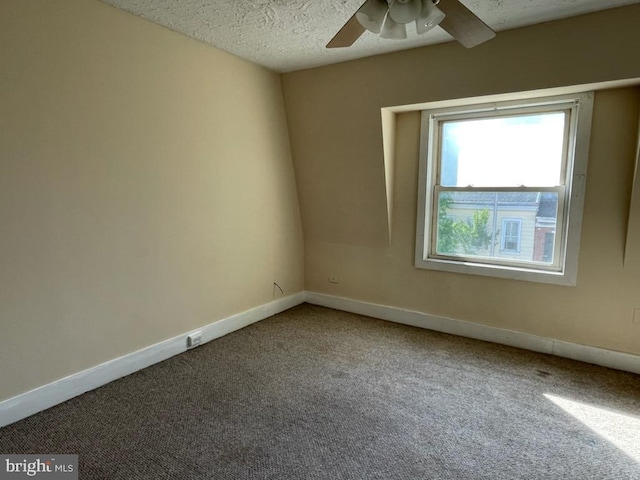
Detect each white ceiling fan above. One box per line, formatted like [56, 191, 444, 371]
[327, 0, 496, 49]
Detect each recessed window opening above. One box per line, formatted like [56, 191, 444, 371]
[415, 93, 593, 286]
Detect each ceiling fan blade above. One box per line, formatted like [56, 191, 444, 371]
[327, 12, 367, 48]
[438, 0, 496, 48]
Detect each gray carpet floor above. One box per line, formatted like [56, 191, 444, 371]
[1, 303, 639, 479]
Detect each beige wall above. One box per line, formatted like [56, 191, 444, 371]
[283, 6, 640, 355]
[0, 0, 304, 401]
[3, 1, 640, 405]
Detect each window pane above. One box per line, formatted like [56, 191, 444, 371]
[440, 112, 566, 187]
[435, 191, 558, 265]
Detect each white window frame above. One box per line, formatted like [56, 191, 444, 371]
[415, 92, 594, 286]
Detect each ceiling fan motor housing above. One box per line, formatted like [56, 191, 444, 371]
[389, 0, 423, 24]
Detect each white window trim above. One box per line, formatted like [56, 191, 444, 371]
[415, 92, 594, 286]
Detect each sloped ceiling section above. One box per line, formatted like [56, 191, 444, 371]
[100, 0, 640, 72]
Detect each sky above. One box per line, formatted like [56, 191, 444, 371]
[442, 112, 566, 188]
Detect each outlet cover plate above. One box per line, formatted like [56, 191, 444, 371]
[187, 331, 203, 348]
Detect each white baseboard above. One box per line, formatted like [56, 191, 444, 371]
[3, 290, 638, 428]
[0, 292, 305, 428]
[304, 291, 640, 376]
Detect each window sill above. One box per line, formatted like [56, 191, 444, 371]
[415, 257, 576, 286]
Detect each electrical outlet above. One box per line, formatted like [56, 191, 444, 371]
[187, 331, 203, 349]
[328, 276, 339, 284]
[633, 309, 640, 326]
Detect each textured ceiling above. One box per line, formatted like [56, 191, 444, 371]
[99, 0, 640, 72]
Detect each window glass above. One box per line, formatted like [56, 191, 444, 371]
[440, 112, 566, 187]
[435, 191, 558, 265]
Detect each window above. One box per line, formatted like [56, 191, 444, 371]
[415, 93, 594, 285]
[501, 219, 522, 253]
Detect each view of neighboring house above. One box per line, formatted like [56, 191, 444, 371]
[439, 191, 558, 264]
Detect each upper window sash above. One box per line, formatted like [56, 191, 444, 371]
[431, 106, 574, 189]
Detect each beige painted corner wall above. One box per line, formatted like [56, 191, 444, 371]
[283, 5, 640, 356]
[0, 0, 304, 401]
